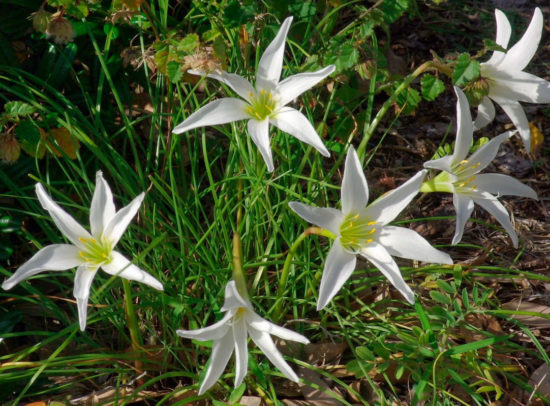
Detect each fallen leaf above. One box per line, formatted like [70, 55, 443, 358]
[502, 301, 550, 328]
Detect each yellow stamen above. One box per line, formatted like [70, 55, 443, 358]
[367, 221, 377, 226]
[368, 228, 376, 235]
[365, 238, 373, 244]
[79, 237, 87, 243]
[459, 159, 468, 164]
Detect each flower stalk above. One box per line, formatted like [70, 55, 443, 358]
[232, 232, 249, 301]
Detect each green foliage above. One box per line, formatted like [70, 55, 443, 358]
[421, 73, 445, 101]
[453, 53, 480, 86]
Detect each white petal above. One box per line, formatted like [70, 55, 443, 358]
[423, 155, 454, 173]
[484, 9, 512, 66]
[491, 98, 531, 151]
[364, 170, 426, 225]
[102, 192, 144, 248]
[489, 70, 550, 104]
[276, 65, 335, 106]
[474, 173, 538, 199]
[270, 107, 329, 157]
[378, 226, 453, 264]
[452, 87, 474, 165]
[462, 131, 511, 176]
[232, 317, 249, 387]
[257, 16, 293, 89]
[198, 332, 235, 395]
[189, 69, 255, 102]
[248, 119, 274, 172]
[101, 251, 163, 291]
[451, 193, 474, 245]
[288, 201, 344, 234]
[73, 264, 98, 331]
[317, 240, 357, 310]
[340, 146, 369, 215]
[221, 280, 252, 312]
[2, 244, 82, 290]
[35, 183, 92, 248]
[248, 327, 300, 382]
[172, 98, 250, 134]
[360, 242, 414, 304]
[473, 192, 518, 248]
[473, 96, 496, 130]
[498, 8, 543, 71]
[246, 313, 310, 344]
[90, 171, 116, 239]
[177, 312, 233, 341]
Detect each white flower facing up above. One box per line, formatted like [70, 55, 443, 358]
[422, 87, 538, 247]
[474, 7, 550, 151]
[177, 281, 309, 395]
[172, 16, 334, 172]
[289, 147, 452, 309]
[1, 171, 164, 331]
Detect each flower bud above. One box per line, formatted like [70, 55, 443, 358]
[31, 9, 52, 33]
[46, 13, 75, 45]
[463, 77, 490, 107]
[0, 133, 21, 164]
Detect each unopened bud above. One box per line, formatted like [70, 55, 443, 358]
[463, 77, 490, 107]
[31, 9, 52, 33]
[0, 133, 21, 164]
[47, 13, 75, 45]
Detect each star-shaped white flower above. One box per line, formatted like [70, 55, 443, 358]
[474, 7, 550, 151]
[423, 87, 538, 247]
[172, 16, 334, 172]
[289, 147, 452, 309]
[2, 171, 164, 331]
[177, 281, 309, 395]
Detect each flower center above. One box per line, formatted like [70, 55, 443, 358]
[339, 213, 377, 252]
[246, 89, 278, 121]
[452, 159, 480, 192]
[78, 236, 113, 266]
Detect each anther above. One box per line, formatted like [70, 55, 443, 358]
[367, 221, 377, 226]
[79, 237, 86, 243]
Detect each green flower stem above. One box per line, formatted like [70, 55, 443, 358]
[274, 227, 337, 321]
[419, 171, 454, 194]
[122, 279, 143, 372]
[232, 231, 249, 301]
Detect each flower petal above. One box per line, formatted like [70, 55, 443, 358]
[360, 242, 415, 304]
[491, 98, 530, 151]
[276, 65, 335, 106]
[172, 98, 250, 134]
[177, 312, 233, 341]
[73, 263, 98, 331]
[246, 313, 310, 344]
[451, 193, 474, 245]
[189, 69, 255, 102]
[452, 87, 473, 165]
[35, 183, 92, 248]
[198, 332, 235, 395]
[221, 280, 252, 312]
[340, 146, 369, 215]
[270, 107, 329, 157]
[90, 171, 116, 239]
[102, 192, 144, 248]
[232, 317, 249, 387]
[317, 239, 357, 310]
[461, 131, 511, 176]
[2, 244, 82, 290]
[288, 202, 344, 234]
[473, 96, 496, 130]
[378, 226, 453, 264]
[472, 192, 518, 248]
[489, 70, 550, 104]
[248, 118, 274, 172]
[484, 9, 512, 66]
[257, 16, 293, 89]
[423, 155, 454, 173]
[474, 173, 538, 199]
[364, 170, 426, 225]
[101, 251, 163, 291]
[248, 327, 300, 382]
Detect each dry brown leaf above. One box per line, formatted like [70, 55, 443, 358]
[240, 396, 265, 406]
[502, 301, 550, 328]
[528, 363, 550, 402]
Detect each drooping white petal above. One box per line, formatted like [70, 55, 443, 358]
[248, 327, 300, 382]
[232, 317, 249, 387]
[102, 192, 144, 248]
[474, 173, 538, 199]
[276, 65, 335, 106]
[473, 192, 519, 248]
[461, 131, 511, 176]
[172, 98, 250, 134]
[489, 70, 550, 104]
[189, 69, 255, 102]
[35, 183, 92, 248]
[473, 96, 496, 130]
[288, 202, 344, 234]
[360, 242, 415, 304]
[176, 312, 233, 341]
[2, 244, 82, 290]
[452, 87, 474, 165]
[221, 280, 252, 312]
[498, 7, 543, 72]
[451, 193, 474, 245]
[364, 170, 426, 225]
[101, 251, 163, 291]
[257, 16, 293, 89]
[246, 313, 310, 344]
[73, 264, 98, 331]
[247, 118, 274, 172]
[270, 107, 330, 157]
[198, 332, 235, 395]
[484, 9, 512, 66]
[90, 171, 116, 239]
[378, 226, 453, 265]
[340, 146, 369, 215]
[317, 239, 357, 310]
[423, 155, 455, 173]
[491, 97, 531, 151]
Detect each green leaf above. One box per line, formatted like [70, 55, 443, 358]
[483, 38, 506, 53]
[229, 382, 246, 403]
[325, 43, 359, 73]
[289, 1, 317, 19]
[167, 61, 183, 83]
[436, 279, 456, 295]
[395, 85, 420, 115]
[381, 0, 410, 24]
[16, 120, 41, 157]
[4, 101, 36, 118]
[446, 335, 513, 356]
[420, 74, 445, 101]
[452, 53, 480, 86]
[176, 33, 199, 54]
[429, 290, 451, 305]
[356, 346, 375, 361]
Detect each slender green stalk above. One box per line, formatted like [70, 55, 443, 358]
[122, 279, 143, 372]
[232, 231, 249, 300]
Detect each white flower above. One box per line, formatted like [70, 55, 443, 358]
[2, 171, 164, 331]
[423, 87, 538, 247]
[172, 16, 334, 172]
[474, 7, 550, 151]
[177, 281, 309, 395]
[289, 147, 452, 309]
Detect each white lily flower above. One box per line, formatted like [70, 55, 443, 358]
[177, 280, 309, 395]
[423, 87, 538, 247]
[289, 147, 452, 309]
[2, 171, 163, 331]
[474, 7, 550, 151]
[173, 16, 334, 172]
